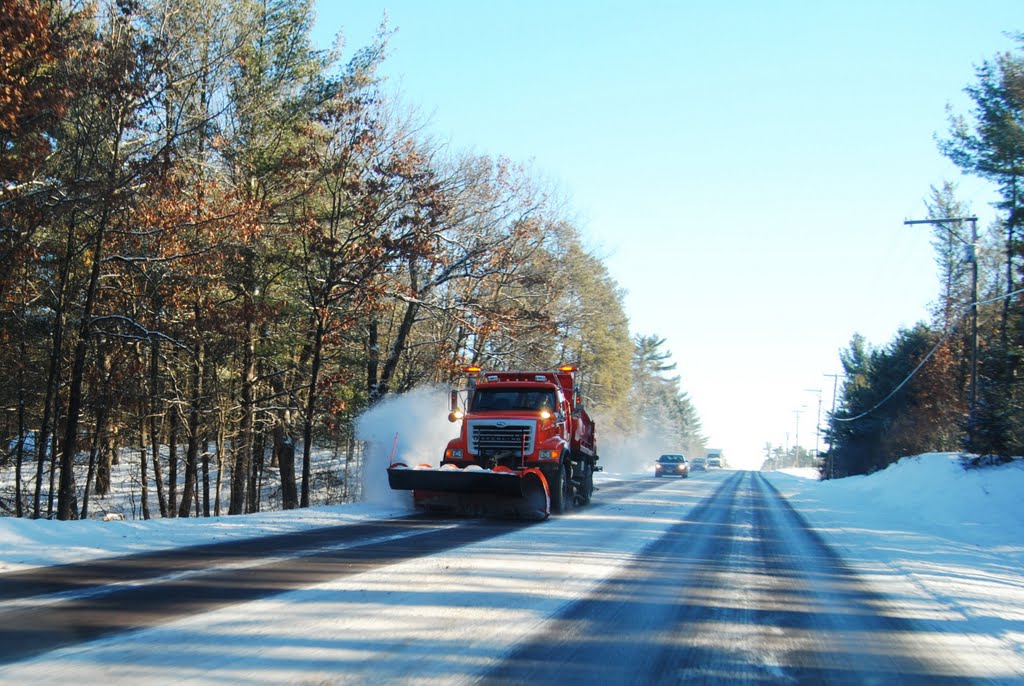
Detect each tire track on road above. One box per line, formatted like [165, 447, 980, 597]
[480, 471, 976, 685]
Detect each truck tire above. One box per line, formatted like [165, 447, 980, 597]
[578, 462, 594, 505]
[550, 462, 570, 514]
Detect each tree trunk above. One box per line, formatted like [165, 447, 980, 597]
[276, 425, 298, 509]
[95, 412, 114, 496]
[1003, 176, 1019, 350]
[14, 302, 27, 518]
[47, 424, 59, 517]
[214, 417, 224, 516]
[139, 415, 150, 520]
[93, 345, 115, 497]
[167, 407, 178, 517]
[376, 298, 420, 403]
[202, 414, 212, 518]
[366, 318, 380, 404]
[266, 365, 298, 510]
[249, 428, 264, 513]
[149, 340, 167, 518]
[300, 314, 325, 508]
[57, 277, 101, 520]
[81, 401, 106, 521]
[178, 341, 204, 518]
[35, 217, 72, 519]
[230, 314, 256, 515]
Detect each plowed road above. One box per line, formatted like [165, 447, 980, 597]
[0, 472, 1000, 684]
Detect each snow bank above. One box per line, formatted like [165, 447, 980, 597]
[763, 453, 1024, 671]
[768, 453, 1024, 550]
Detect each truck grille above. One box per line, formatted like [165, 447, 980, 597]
[468, 419, 535, 456]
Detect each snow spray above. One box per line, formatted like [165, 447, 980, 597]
[355, 387, 456, 507]
[596, 422, 681, 475]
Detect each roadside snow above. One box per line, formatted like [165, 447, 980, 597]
[0, 501, 411, 573]
[762, 453, 1024, 675]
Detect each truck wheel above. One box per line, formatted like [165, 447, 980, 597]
[550, 462, 570, 514]
[578, 462, 594, 505]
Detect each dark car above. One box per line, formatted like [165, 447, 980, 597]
[655, 454, 689, 478]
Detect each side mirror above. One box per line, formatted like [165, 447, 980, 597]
[448, 389, 465, 422]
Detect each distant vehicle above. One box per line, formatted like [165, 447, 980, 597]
[690, 456, 707, 471]
[655, 454, 689, 478]
[706, 449, 723, 468]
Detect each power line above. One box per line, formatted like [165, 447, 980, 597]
[831, 264, 1024, 423]
[831, 283, 1024, 424]
[975, 285, 1024, 308]
[831, 316, 961, 423]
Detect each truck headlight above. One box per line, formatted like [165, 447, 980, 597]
[538, 449, 560, 460]
[445, 448, 464, 459]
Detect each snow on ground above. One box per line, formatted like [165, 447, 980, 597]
[762, 453, 1024, 671]
[1, 455, 1023, 681]
[0, 499, 411, 574]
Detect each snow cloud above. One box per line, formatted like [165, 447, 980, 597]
[597, 424, 680, 475]
[355, 387, 457, 506]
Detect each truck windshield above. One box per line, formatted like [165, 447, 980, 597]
[472, 389, 556, 412]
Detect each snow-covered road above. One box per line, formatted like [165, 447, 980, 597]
[2, 464, 1022, 685]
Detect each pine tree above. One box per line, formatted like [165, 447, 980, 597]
[941, 38, 1024, 455]
[628, 334, 705, 455]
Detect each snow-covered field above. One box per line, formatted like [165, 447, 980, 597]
[1, 454, 1023, 682]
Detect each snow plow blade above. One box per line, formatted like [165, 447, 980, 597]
[388, 464, 550, 520]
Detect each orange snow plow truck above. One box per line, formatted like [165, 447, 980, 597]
[387, 366, 599, 520]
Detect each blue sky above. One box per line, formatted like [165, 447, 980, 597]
[313, 1, 1021, 468]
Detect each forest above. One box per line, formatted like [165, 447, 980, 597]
[0, 0, 705, 520]
[825, 36, 1024, 477]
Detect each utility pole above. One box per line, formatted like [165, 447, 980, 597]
[904, 216, 978, 443]
[823, 373, 842, 479]
[804, 388, 822, 463]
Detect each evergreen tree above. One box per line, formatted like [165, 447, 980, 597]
[629, 334, 705, 455]
[941, 37, 1024, 455]
[827, 326, 961, 477]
